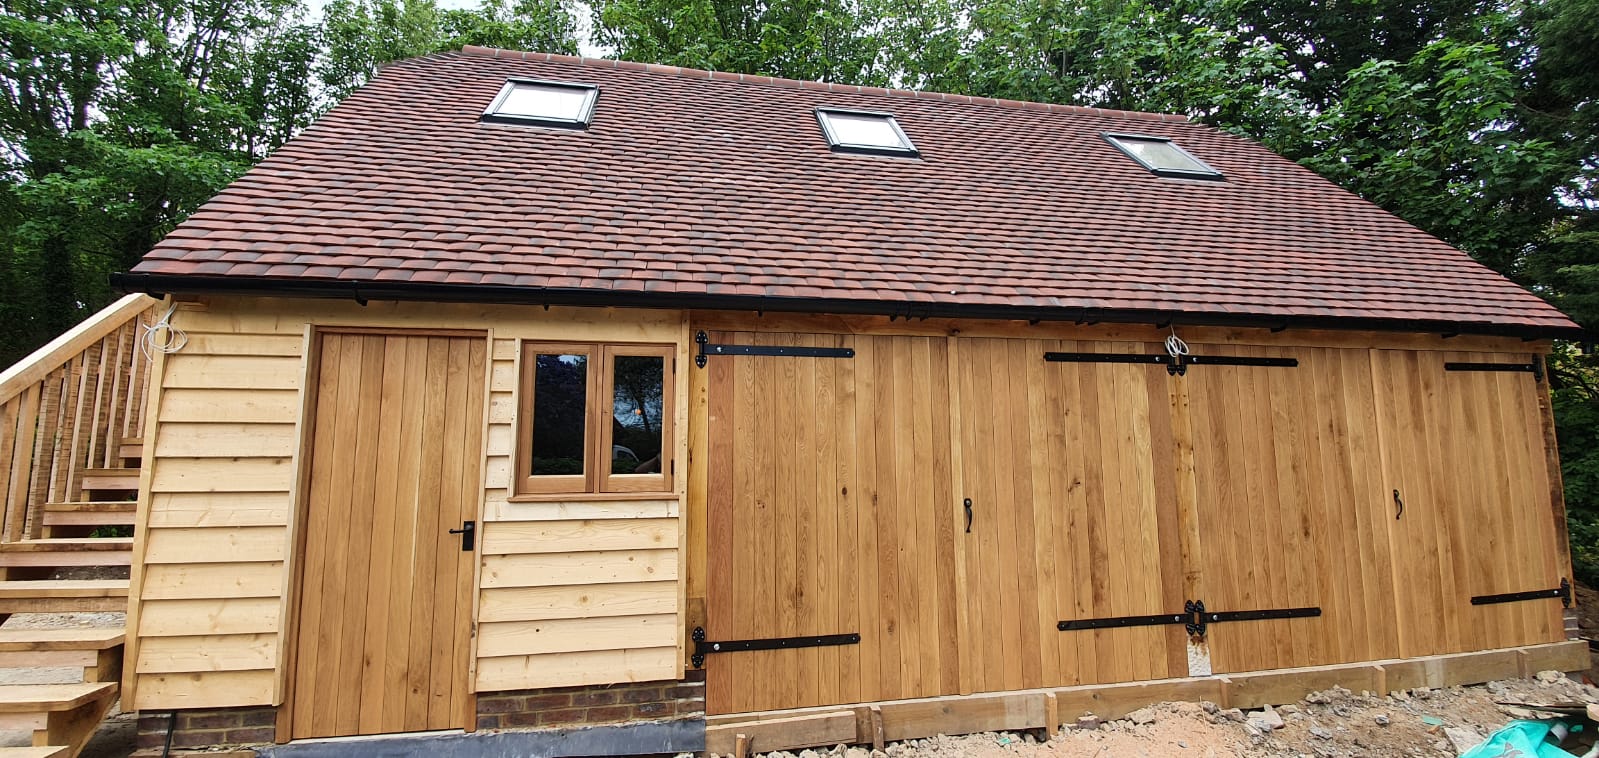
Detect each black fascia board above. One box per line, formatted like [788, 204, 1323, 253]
[109, 271, 1585, 342]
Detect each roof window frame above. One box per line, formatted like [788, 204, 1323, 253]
[481, 77, 600, 129]
[815, 107, 920, 158]
[1102, 132, 1223, 181]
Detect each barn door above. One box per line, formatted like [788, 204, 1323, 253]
[1372, 350, 1564, 658]
[954, 338, 1188, 691]
[289, 331, 487, 739]
[1182, 345, 1399, 674]
[701, 331, 960, 714]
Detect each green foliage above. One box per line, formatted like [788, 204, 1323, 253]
[1550, 344, 1599, 584]
[0, 0, 580, 365]
[1295, 38, 1569, 275]
[319, 0, 578, 99]
[591, 0, 882, 82]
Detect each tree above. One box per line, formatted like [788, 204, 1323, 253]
[591, 0, 884, 83]
[319, 0, 580, 99]
[0, 0, 320, 361]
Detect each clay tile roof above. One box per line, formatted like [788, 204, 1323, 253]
[125, 47, 1581, 338]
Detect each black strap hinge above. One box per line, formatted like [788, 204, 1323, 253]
[695, 331, 855, 368]
[1061, 600, 1321, 638]
[1445, 356, 1544, 382]
[690, 626, 861, 668]
[1058, 612, 1189, 631]
[1044, 352, 1298, 376]
[1471, 578, 1571, 608]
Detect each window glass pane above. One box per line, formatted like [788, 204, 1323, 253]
[1112, 136, 1215, 174]
[531, 353, 587, 476]
[826, 113, 907, 149]
[610, 355, 665, 475]
[498, 83, 590, 121]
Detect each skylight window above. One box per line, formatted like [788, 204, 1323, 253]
[482, 78, 598, 128]
[1103, 133, 1222, 180]
[816, 108, 919, 157]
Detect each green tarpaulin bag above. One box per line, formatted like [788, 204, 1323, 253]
[1460, 720, 1583, 758]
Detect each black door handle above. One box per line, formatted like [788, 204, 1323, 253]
[1392, 489, 1403, 520]
[964, 499, 973, 533]
[449, 520, 476, 551]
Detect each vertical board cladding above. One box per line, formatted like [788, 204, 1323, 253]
[957, 337, 1189, 692]
[1183, 345, 1401, 672]
[1371, 350, 1563, 659]
[690, 320, 1568, 716]
[124, 297, 689, 712]
[702, 332, 961, 714]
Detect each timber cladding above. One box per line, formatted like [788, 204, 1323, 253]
[121, 297, 692, 718]
[687, 320, 1569, 715]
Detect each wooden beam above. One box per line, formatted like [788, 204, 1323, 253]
[703, 642, 1583, 754]
[707, 712, 857, 755]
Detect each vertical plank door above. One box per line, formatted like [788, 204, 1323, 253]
[1373, 350, 1564, 658]
[1183, 345, 1398, 673]
[702, 332, 960, 714]
[954, 337, 1188, 692]
[290, 332, 486, 739]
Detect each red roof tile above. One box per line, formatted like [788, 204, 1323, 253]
[126, 48, 1580, 337]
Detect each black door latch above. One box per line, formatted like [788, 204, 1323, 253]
[448, 521, 475, 551]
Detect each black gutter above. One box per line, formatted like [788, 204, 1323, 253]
[109, 271, 1586, 342]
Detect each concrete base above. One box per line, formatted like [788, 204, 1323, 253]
[255, 719, 705, 758]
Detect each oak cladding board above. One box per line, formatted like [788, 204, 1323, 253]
[124, 296, 692, 712]
[475, 614, 677, 658]
[473, 647, 678, 691]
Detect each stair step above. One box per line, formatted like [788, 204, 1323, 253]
[0, 682, 116, 713]
[0, 580, 128, 614]
[0, 628, 124, 652]
[119, 437, 143, 461]
[0, 538, 132, 567]
[0, 629, 124, 682]
[79, 468, 138, 492]
[42, 501, 136, 527]
[0, 747, 69, 758]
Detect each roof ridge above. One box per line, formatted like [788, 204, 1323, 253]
[455, 46, 1191, 123]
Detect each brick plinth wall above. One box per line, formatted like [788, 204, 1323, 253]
[135, 706, 278, 752]
[476, 675, 706, 732]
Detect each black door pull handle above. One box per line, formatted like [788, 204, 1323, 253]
[449, 520, 476, 551]
[1392, 490, 1403, 520]
[964, 499, 973, 533]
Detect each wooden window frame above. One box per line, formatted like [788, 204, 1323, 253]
[515, 342, 674, 497]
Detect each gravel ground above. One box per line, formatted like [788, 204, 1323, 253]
[734, 671, 1599, 758]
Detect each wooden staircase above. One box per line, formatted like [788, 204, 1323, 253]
[0, 295, 160, 757]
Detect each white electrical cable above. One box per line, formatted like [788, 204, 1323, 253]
[1164, 329, 1190, 360]
[139, 302, 188, 360]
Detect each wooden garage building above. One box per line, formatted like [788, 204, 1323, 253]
[92, 46, 1589, 753]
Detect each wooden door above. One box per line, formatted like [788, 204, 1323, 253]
[289, 332, 487, 738]
[1372, 350, 1563, 658]
[703, 332, 960, 714]
[1183, 345, 1399, 673]
[954, 338, 1188, 691]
